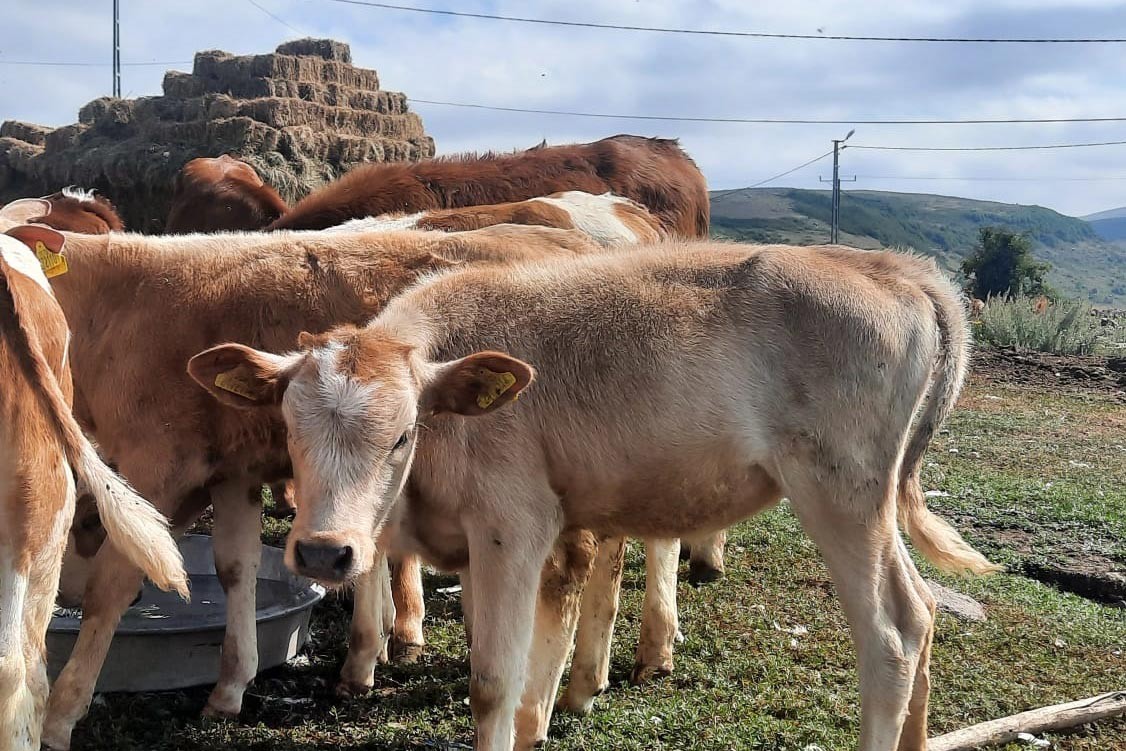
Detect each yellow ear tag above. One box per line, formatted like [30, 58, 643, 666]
[214, 369, 259, 401]
[476, 370, 517, 409]
[35, 241, 68, 278]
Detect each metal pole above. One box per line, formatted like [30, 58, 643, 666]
[831, 139, 841, 244]
[113, 0, 121, 98]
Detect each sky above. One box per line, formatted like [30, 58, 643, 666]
[2, 0, 1126, 217]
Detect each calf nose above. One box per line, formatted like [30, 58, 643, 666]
[294, 540, 354, 582]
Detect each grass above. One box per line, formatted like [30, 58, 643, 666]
[74, 372, 1126, 750]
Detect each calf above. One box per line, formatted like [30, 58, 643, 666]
[166, 155, 289, 234]
[268, 134, 709, 238]
[1, 223, 599, 750]
[199, 242, 999, 751]
[0, 230, 185, 751]
[328, 191, 663, 247]
[0, 188, 124, 235]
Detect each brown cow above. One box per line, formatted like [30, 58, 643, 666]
[0, 229, 185, 750]
[166, 155, 289, 234]
[268, 135, 709, 237]
[198, 242, 999, 750]
[1, 224, 599, 750]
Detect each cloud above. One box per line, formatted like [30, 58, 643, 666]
[1, 0, 1125, 215]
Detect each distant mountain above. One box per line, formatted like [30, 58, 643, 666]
[709, 187, 1126, 305]
[1080, 207, 1126, 242]
[1081, 206, 1126, 222]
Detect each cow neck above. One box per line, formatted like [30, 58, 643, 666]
[49, 232, 160, 320]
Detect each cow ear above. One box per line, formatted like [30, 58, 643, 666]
[422, 351, 534, 416]
[188, 343, 301, 409]
[6, 223, 64, 253]
[0, 197, 51, 226]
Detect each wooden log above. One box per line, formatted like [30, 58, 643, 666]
[929, 691, 1126, 751]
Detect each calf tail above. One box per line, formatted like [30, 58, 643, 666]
[0, 256, 189, 598]
[898, 271, 1000, 575]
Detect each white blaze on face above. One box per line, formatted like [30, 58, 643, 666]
[0, 235, 53, 297]
[534, 191, 639, 247]
[60, 186, 96, 203]
[283, 342, 417, 552]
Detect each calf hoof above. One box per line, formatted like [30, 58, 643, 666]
[390, 640, 424, 665]
[630, 662, 672, 686]
[687, 559, 724, 586]
[201, 702, 240, 720]
[335, 678, 373, 698]
[556, 684, 607, 716]
[40, 729, 72, 751]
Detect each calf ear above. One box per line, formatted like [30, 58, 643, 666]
[0, 197, 51, 226]
[423, 351, 535, 416]
[188, 343, 301, 409]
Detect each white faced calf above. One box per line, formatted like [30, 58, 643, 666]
[191, 242, 998, 751]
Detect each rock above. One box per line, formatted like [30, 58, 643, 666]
[926, 580, 987, 622]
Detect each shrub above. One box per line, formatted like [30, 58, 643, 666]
[961, 227, 1052, 299]
[975, 295, 1101, 355]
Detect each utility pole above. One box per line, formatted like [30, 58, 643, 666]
[820, 130, 856, 244]
[112, 0, 121, 98]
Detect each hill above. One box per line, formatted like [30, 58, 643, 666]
[710, 187, 1126, 305]
[1080, 206, 1126, 242]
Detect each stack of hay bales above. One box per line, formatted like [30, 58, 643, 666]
[0, 39, 435, 231]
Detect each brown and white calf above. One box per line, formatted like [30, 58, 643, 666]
[327, 191, 663, 248]
[0, 189, 124, 235]
[197, 242, 999, 751]
[0, 229, 185, 751]
[166, 155, 289, 234]
[0, 223, 599, 750]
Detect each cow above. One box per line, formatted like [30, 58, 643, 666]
[267, 135, 710, 238]
[195, 241, 1000, 750]
[0, 228, 186, 751]
[327, 191, 664, 247]
[0, 223, 603, 750]
[166, 155, 289, 234]
[0, 188, 124, 235]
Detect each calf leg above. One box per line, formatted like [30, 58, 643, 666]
[790, 491, 935, 751]
[1, 550, 35, 751]
[895, 538, 937, 751]
[466, 515, 557, 751]
[42, 545, 144, 751]
[203, 480, 263, 718]
[389, 553, 426, 663]
[558, 535, 626, 715]
[684, 529, 726, 585]
[514, 530, 597, 748]
[338, 550, 394, 696]
[460, 569, 475, 650]
[632, 538, 680, 684]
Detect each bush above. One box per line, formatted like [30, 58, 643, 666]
[975, 295, 1101, 355]
[961, 227, 1052, 299]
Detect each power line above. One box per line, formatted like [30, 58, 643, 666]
[245, 0, 305, 34]
[856, 174, 1126, 182]
[409, 98, 1126, 125]
[321, 0, 1126, 43]
[850, 138, 1126, 151]
[713, 150, 835, 199]
[0, 59, 191, 67]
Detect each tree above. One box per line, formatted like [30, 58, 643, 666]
[961, 227, 1052, 299]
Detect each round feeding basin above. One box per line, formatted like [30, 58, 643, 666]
[47, 534, 324, 693]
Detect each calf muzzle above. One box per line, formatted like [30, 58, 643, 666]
[293, 540, 354, 582]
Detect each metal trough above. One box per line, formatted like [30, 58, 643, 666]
[47, 534, 324, 693]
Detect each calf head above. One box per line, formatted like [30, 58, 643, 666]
[188, 328, 533, 586]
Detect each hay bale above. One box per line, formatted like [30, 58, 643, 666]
[0, 121, 54, 146]
[276, 38, 352, 63]
[0, 38, 434, 231]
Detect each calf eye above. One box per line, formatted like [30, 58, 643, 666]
[393, 432, 409, 450]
